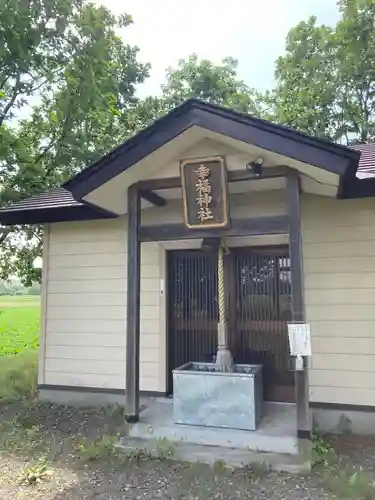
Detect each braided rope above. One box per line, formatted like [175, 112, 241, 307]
[218, 246, 225, 323]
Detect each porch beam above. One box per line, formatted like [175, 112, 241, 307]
[136, 166, 289, 191]
[286, 172, 311, 440]
[139, 189, 166, 207]
[227, 165, 289, 182]
[139, 215, 289, 242]
[125, 183, 141, 423]
[137, 177, 181, 191]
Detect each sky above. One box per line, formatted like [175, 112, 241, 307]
[99, 0, 340, 97]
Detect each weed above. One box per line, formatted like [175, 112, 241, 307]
[124, 447, 152, 464]
[19, 457, 52, 485]
[0, 349, 38, 402]
[76, 434, 118, 461]
[311, 433, 334, 466]
[155, 437, 176, 459]
[0, 417, 48, 456]
[246, 461, 270, 481]
[213, 459, 234, 475]
[325, 466, 375, 499]
[101, 403, 125, 419]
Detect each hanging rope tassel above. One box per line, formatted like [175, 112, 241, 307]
[216, 245, 234, 372]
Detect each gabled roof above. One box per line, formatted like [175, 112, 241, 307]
[0, 99, 371, 226]
[63, 99, 360, 200]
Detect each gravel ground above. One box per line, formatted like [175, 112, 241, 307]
[0, 400, 374, 499]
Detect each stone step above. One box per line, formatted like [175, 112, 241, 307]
[128, 420, 299, 456]
[117, 437, 310, 474]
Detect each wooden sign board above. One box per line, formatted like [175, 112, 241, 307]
[180, 156, 230, 229]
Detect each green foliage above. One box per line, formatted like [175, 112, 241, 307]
[0, 0, 149, 285]
[0, 297, 39, 400]
[128, 55, 266, 134]
[271, 16, 336, 139]
[19, 457, 52, 485]
[100, 403, 126, 419]
[0, 280, 40, 295]
[213, 459, 235, 475]
[273, 0, 375, 143]
[325, 466, 375, 499]
[0, 300, 40, 356]
[311, 432, 334, 466]
[4, 0, 375, 282]
[0, 349, 38, 401]
[154, 436, 176, 459]
[76, 434, 118, 461]
[161, 54, 262, 114]
[0, 418, 44, 455]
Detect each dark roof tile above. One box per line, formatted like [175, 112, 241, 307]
[0, 187, 82, 213]
[351, 143, 375, 178]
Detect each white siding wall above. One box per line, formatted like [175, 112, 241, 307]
[42, 189, 286, 393]
[302, 194, 375, 406]
[43, 190, 375, 407]
[43, 218, 127, 390]
[43, 217, 167, 392]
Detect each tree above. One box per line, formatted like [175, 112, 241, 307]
[0, 0, 150, 284]
[272, 0, 375, 144]
[162, 54, 261, 114]
[131, 54, 265, 134]
[270, 17, 337, 139]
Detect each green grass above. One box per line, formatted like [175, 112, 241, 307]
[0, 295, 40, 308]
[0, 295, 40, 356]
[0, 349, 38, 401]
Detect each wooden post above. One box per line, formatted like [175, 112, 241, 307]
[125, 183, 141, 423]
[286, 173, 311, 440]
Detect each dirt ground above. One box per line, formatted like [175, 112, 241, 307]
[1, 400, 375, 500]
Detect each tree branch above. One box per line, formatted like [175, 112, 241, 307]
[0, 76, 21, 126]
[0, 75, 10, 90]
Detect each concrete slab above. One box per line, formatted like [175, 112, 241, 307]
[127, 398, 298, 456]
[117, 436, 310, 474]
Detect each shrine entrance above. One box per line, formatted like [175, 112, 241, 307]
[124, 156, 310, 441]
[167, 246, 294, 402]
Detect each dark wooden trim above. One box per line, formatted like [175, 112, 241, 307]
[297, 429, 311, 440]
[197, 106, 356, 176]
[287, 175, 304, 320]
[227, 166, 289, 182]
[0, 205, 118, 226]
[137, 177, 182, 191]
[125, 184, 141, 423]
[136, 167, 290, 192]
[310, 401, 375, 413]
[64, 99, 359, 200]
[38, 384, 167, 398]
[340, 175, 375, 199]
[139, 189, 166, 207]
[139, 215, 289, 242]
[286, 172, 311, 440]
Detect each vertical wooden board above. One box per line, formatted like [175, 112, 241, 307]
[125, 184, 141, 422]
[287, 173, 310, 439]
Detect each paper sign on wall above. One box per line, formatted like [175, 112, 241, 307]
[287, 323, 312, 357]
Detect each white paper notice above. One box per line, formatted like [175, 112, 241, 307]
[287, 323, 312, 357]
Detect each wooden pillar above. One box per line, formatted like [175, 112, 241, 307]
[286, 173, 311, 440]
[125, 183, 141, 423]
